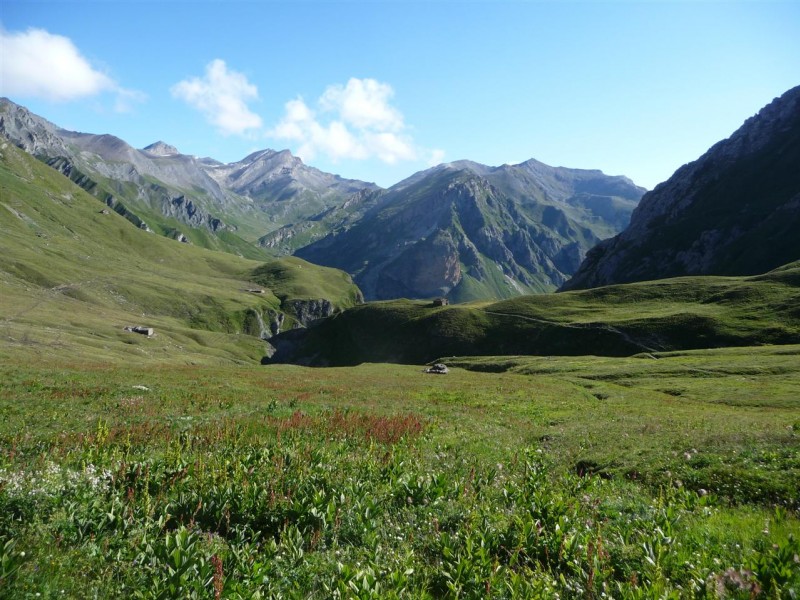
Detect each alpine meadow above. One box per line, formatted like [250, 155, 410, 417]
[1, 3, 800, 598]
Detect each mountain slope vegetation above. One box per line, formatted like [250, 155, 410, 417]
[295, 160, 643, 301]
[0, 141, 362, 364]
[0, 98, 375, 256]
[266, 261, 800, 366]
[2, 99, 647, 303]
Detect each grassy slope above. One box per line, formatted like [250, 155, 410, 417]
[1, 351, 798, 596]
[46, 154, 273, 258]
[269, 262, 800, 366]
[0, 142, 361, 365]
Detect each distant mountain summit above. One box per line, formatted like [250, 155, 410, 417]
[295, 159, 644, 300]
[142, 141, 180, 156]
[203, 148, 377, 224]
[562, 85, 800, 291]
[0, 98, 375, 255]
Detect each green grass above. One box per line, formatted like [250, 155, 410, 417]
[0, 142, 361, 365]
[270, 262, 800, 366]
[1, 354, 798, 597]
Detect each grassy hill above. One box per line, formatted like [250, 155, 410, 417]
[268, 261, 800, 365]
[0, 142, 362, 365]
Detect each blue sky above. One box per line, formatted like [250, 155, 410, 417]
[1, 1, 798, 189]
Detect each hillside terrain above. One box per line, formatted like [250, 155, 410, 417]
[563, 85, 800, 290]
[2, 98, 644, 302]
[266, 260, 800, 366]
[0, 141, 361, 364]
[1, 97, 799, 598]
[0, 98, 376, 255]
[294, 160, 643, 300]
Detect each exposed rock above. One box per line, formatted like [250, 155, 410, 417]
[562, 85, 800, 290]
[142, 141, 180, 156]
[269, 310, 285, 336]
[284, 298, 336, 327]
[1, 99, 236, 237]
[243, 308, 286, 340]
[298, 162, 643, 301]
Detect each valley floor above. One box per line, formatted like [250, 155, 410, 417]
[1, 345, 799, 597]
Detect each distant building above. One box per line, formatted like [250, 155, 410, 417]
[432, 298, 449, 307]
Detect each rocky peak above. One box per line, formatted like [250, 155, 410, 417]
[142, 141, 180, 156]
[240, 148, 299, 168]
[0, 98, 69, 157]
[561, 85, 800, 291]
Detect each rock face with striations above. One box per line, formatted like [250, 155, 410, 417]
[0, 98, 376, 254]
[142, 141, 180, 156]
[297, 159, 644, 301]
[562, 85, 800, 291]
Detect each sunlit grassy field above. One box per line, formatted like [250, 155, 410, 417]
[2, 348, 798, 598]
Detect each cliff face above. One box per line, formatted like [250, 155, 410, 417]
[562, 86, 800, 291]
[297, 161, 644, 301]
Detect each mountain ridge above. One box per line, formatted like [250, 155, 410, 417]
[562, 85, 800, 291]
[294, 158, 645, 300]
[0, 98, 377, 246]
[0, 140, 362, 364]
[2, 97, 645, 302]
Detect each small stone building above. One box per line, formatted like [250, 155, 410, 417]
[432, 298, 449, 307]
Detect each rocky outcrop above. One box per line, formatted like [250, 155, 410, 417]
[0, 98, 69, 156]
[243, 308, 286, 340]
[283, 298, 336, 327]
[562, 85, 800, 290]
[142, 141, 180, 156]
[0, 99, 238, 237]
[207, 148, 376, 204]
[0, 98, 381, 256]
[298, 162, 644, 301]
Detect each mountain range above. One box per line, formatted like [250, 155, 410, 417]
[0, 98, 376, 257]
[294, 160, 643, 300]
[3, 84, 798, 306]
[0, 98, 642, 301]
[0, 140, 362, 364]
[2, 85, 799, 368]
[562, 84, 800, 290]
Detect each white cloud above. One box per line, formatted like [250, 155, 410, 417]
[171, 59, 263, 136]
[363, 132, 416, 164]
[270, 78, 436, 165]
[113, 88, 148, 114]
[320, 78, 403, 131]
[0, 26, 141, 110]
